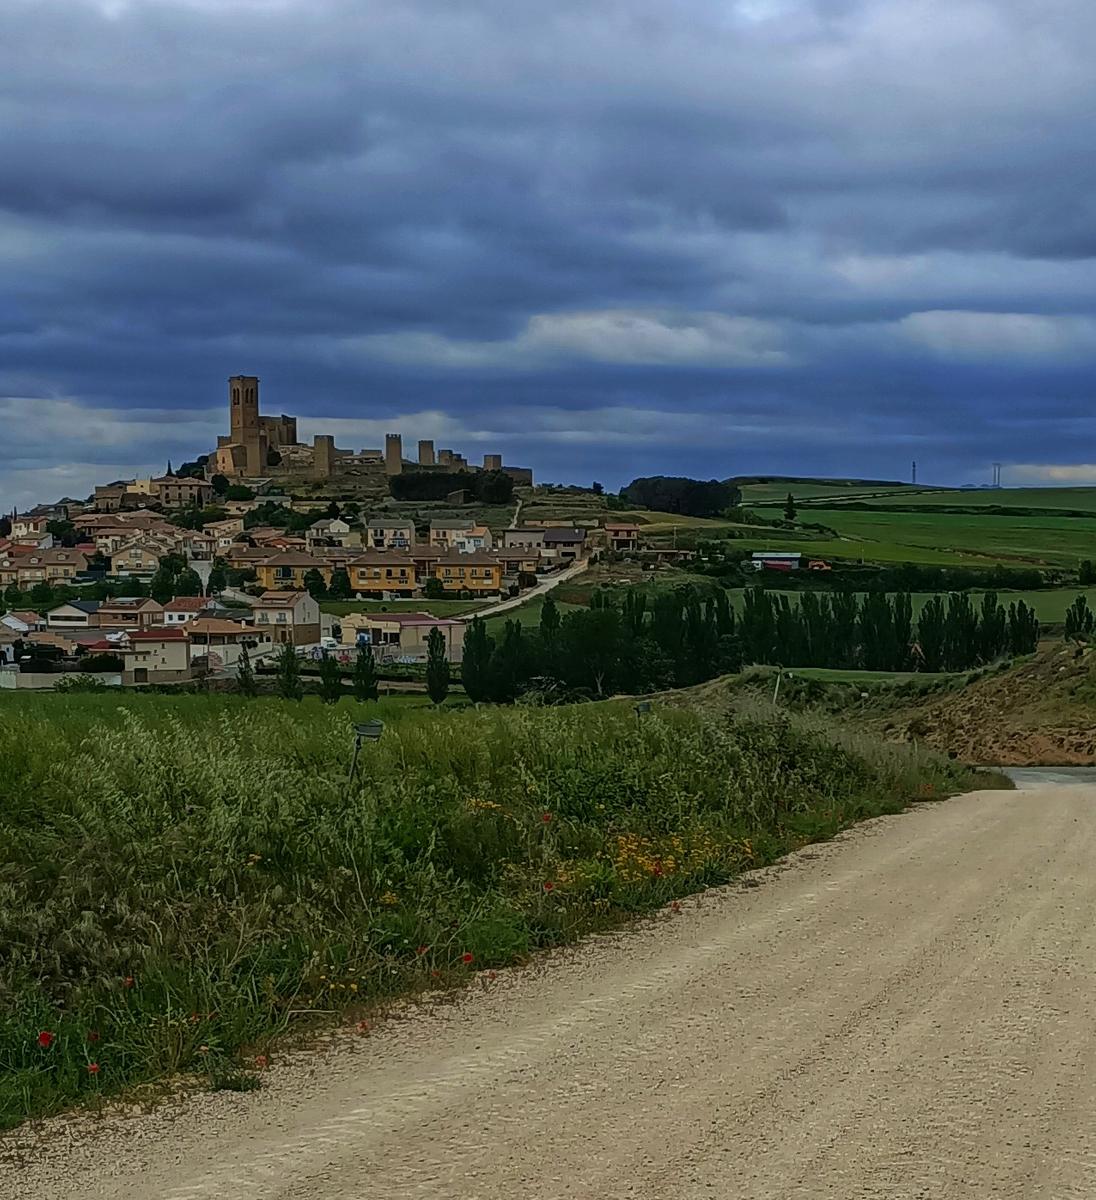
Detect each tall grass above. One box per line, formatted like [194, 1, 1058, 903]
[0, 692, 984, 1128]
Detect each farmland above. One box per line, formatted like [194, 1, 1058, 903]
[0, 689, 984, 1130]
[320, 598, 487, 618]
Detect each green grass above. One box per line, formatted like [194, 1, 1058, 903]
[797, 509, 1096, 568]
[482, 595, 583, 638]
[0, 690, 983, 1129]
[321, 599, 487, 617]
[739, 480, 920, 503]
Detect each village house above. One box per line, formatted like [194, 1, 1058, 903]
[117, 628, 192, 684]
[432, 551, 503, 594]
[365, 518, 415, 550]
[251, 590, 322, 645]
[186, 617, 268, 667]
[110, 538, 168, 576]
[429, 519, 483, 551]
[46, 600, 102, 630]
[254, 551, 333, 591]
[204, 517, 245, 551]
[3, 548, 88, 587]
[145, 475, 213, 508]
[541, 528, 587, 563]
[604, 522, 642, 553]
[502, 526, 547, 552]
[306, 517, 361, 550]
[348, 550, 418, 595]
[10, 513, 51, 543]
[341, 611, 466, 662]
[161, 596, 235, 625]
[97, 596, 165, 630]
[495, 548, 541, 580]
[1, 610, 44, 634]
[452, 525, 493, 553]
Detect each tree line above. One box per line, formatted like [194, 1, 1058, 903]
[458, 586, 1042, 704]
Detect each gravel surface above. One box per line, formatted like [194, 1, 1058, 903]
[5, 784, 1096, 1199]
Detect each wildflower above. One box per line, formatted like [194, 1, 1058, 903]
[198, 1045, 210, 1055]
[670, 900, 681, 913]
[188, 1013, 202, 1024]
[543, 881, 555, 892]
[87, 1030, 101, 1043]
[430, 969, 441, 979]
[36, 1030, 54, 1049]
[349, 983, 358, 992]
[487, 971, 497, 981]
[461, 952, 474, 965]
[379, 890, 399, 907]
[87, 1063, 101, 1075]
[255, 1054, 269, 1069]
[415, 945, 430, 956]
[356, 1021, 370, 1035]
[123, 976, 135, 989]
[541, 812, 552, 823]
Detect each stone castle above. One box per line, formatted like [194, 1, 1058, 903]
[213, 375, 531, 484]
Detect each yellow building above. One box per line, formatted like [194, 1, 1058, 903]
[433, 552, 503, 594]
[348, 551, 418, 595]
[255, 551, 334, 591]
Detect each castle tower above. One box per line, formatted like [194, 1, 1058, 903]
[418, 439, 436, 466]
[313, 434, 335, 479]
[228, 375, 264, 476]
[385, 433, 403, 475]
[483, 453, 503, 471]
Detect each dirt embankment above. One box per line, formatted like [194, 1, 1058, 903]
[878, 646, 1096, 766]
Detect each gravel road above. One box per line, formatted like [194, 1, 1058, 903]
[6, 784, 1096, 1199]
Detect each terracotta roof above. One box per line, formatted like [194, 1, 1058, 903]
[163, 596, 209, 612]
[186, 618, 253, 636]
[348, 550, 416, 566]
[259, 551, 325, 567]
[127, 628, 188, 642]
[257, 590, 308, 606]
[9, 610, 42, 623]
[355, 612, 462, 627]
[437, 551, 499, 566]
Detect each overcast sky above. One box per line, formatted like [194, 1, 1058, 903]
[4, 0, 1096, 509]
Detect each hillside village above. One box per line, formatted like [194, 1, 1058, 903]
[0, 477, 649, 687]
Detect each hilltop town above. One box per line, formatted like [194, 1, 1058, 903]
[0, 375, 643, 687]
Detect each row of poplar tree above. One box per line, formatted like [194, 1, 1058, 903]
[458, 586, 1042, 702]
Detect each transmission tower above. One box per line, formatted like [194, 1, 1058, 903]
[992, 462, 1003, 488]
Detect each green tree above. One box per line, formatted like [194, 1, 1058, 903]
[29, 582, 54, 608]
[425, 627, 450, 704]
[1081, 560, 1096, 586]
[4, 582, 21, 608]
[423, 576, 445, 599]
[208, 562, 228, 594]
[174, 567, 204, 597]
[1008, 600, 1040, 656]
[275, 642, 303, 700]
[225, 484, 255, 501]
[328, 567, 352, 600]
[539, 595, 561, 642]
[916, 595, 947, 672]
[149, 566, 175, 604]
[461, 617, 493, 702]
[210, 474, 229, 495]
[784, 492, 797, 522]
[303, 569, 327, 600]
[236, 644, 257, 698]
[352, 642, 379, 702]
[318, 652, 343, 704]
[1065, 595, 1094, 642]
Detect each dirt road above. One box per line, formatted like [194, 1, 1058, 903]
[7, 785, 1096, 1199]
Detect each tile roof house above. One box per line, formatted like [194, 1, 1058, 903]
[251, 590, 322, 646]
[47, 600, 102, 629]
[255, 552, 333, 591]
[97, 597, 165, 630]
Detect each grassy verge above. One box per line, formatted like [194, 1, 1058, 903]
[0, 691, 994, 1129]
[320, 599, 486, 617]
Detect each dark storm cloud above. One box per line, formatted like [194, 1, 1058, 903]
[4, 0, 1096, 506]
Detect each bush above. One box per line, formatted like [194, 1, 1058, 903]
[0, 694, 985, 1129]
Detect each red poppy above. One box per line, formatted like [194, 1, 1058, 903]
[542, 881, 555, 892]
[415, 945, 430, 956]
[651, 861, 664, 877]
[356, 1021, 370, 1035]
[254, 1054, 269, 1069]
[123, 976, 135, 989]
[37, 1030, 54, 1049]
[541, 812, 552, 823]
[87, 1030, 101, 1043]
[461, 952, 474, 964]
[670, 900, 681, 913]
[87, 1062, 100, 1075]
[487, 971, 497, 981]
[430, 969, 441, 978]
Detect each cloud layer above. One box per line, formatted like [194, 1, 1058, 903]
[3, 0, 1096, 506]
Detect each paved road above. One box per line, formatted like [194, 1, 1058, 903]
[8, 785, 1096, 1199]
[460, 556, 589, 622]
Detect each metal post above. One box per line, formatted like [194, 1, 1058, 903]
[348, 720, 385, 782]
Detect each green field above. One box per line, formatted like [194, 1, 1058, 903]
[482, 594, 583, 637]
[787, 486, 1096, 513]
[800, 509, 1096, 568]
[0, 690, 983, 1129]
